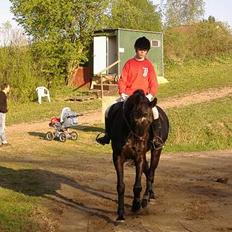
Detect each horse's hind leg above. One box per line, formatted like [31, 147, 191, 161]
[132, 158, 144, 212]
[113, 154, 125, 221]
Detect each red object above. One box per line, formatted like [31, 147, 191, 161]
[118, 58, 158, 96]
[49, 117, 60, 127]
[49, 117, 60, 126]
[71, 67, 91, 88]
[51, 117, 60, 123]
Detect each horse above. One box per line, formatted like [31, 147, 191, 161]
[107, 89, 169, 221]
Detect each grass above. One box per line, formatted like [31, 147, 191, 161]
[165, 96, 232, 152]
[0, 190, 42, 232]
[0, 164, 56, 232]
[158, 56, 232, 99]
[8, 98, 101, 126]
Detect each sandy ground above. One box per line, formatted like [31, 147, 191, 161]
[1, 87, 232, 232]
[159, 86, 232, 109]
[56, 151, 232, 232]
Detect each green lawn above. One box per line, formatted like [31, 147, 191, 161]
[165, 96, 232, 152]
[0, 163, 55, 232]
[8, 98, 101, 126]
[158, 56, 232, 98]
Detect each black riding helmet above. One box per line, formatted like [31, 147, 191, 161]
[134, 36, 151, 51]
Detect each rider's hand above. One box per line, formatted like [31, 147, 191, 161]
[121, 93, 128, 100]
[146, 93, 154, 102]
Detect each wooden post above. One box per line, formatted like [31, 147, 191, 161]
[97, 60, 120, 99]
[100, 73, 104, 98]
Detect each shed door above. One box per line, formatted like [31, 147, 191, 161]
[93, 36, 107, 75]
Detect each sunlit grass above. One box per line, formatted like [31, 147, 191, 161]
[159, 57, 232, 98]
[165, 96, 232, 152]
[0, 167, 55, 232]
[8, 98, 101, 125]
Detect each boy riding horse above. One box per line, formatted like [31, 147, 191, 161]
[96, 36, 163, 149]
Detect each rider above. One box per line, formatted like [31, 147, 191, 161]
[96, 36, 162, 148]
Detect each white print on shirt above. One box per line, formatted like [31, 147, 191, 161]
[143, 67, 148, 77]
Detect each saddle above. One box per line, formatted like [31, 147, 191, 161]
[108, 101, 124, 123]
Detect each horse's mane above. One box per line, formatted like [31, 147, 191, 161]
[124, 90, 148, 112]
[129, 89, 146, 102]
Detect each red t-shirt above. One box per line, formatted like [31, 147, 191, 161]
[118, 58, 158, 96]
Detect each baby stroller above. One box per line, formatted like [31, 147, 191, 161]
[45, 107, 82, 142]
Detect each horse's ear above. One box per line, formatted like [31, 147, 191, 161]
[150, 97, 157, 108]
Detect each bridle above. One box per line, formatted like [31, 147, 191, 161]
[122, 102, 148, 142]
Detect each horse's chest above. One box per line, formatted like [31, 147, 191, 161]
[122, 139, 146, 159]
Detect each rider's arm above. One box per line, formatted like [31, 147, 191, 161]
[118, 61, 130, 95]
[148, 62, 158, 96]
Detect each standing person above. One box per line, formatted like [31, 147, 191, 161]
[96, 36, 162, 148]
[0, 83, 10, 146]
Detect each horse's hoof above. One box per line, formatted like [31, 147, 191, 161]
[132, 200, 141, 212]
[141, 199, 148, 208]
[149, 192, 156, 199]
[116, 216, 125, 223]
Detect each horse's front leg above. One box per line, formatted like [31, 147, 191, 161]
[148, 149, 162, 200]
[132, 156, 144, 212]
[113, 154, 125, 221]
[142, 158, 151, 208]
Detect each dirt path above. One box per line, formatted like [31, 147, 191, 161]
[83, 86, 232, 123]
[159, 86, 232, 109]
[56, 151, 231, 232]
[1, 86, 232, 232]
[7, 86, 232, 135]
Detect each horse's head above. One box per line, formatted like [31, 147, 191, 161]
[124, 90, 156, 139]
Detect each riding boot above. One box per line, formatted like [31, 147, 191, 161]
[96, 117, 111, 145]
[151, 119, 163, 150]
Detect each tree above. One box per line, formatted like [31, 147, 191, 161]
[10, 0, 108, 85]
[165, 0, 205, 27]
[104, 0, 161, 31]
[207, 16, 216, 23]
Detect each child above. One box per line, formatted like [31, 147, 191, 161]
[0, 83, 10, 146]
[96, 36, 162, 148]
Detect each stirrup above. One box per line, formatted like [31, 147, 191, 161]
[96, 133, 110, 145]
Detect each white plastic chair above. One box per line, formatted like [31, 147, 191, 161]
[36, 86, 51, 104]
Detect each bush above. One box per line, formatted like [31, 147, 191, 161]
[0, 45, 44, 102]
[164, 21, 232, 63]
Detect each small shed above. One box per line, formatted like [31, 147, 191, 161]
[93, 28, 168, 84]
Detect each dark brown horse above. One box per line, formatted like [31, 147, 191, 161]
[107, 90, 169, 221]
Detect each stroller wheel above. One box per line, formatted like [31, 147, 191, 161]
[59, 132, 66, 142]
[70, 131, 78, 140]
[45, 131, 54, 141]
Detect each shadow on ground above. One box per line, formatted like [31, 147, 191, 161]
[28, 131, 46, 139]
[27, 125, 104, 140]
[0, 166, 117, 223]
